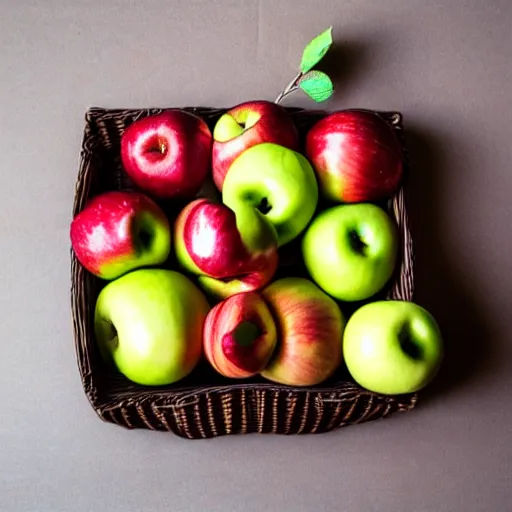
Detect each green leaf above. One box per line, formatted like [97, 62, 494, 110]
[299, 26, 333, 73]
[298, 71, 334, 102]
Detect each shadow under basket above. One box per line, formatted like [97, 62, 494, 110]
[71, 106, 417, 439]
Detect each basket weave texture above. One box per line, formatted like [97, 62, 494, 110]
[71, 106, 417, 439]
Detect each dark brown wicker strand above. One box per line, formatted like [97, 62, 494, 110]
[71, 106, 417, 438]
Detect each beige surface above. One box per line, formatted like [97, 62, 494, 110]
[1, 1, 511, 511]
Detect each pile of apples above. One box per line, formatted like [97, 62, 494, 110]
[71, 100, 443, 395]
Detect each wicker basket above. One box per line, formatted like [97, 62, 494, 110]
[71, 106, 417, 439]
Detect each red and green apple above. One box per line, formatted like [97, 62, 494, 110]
[203, 291, 277, 378]
[212, 100, 299, 190]
[260, 277, 345, 386]
[70, 190, 170, 280]
[174, 198, 278, 299]
[306, 110, 403, 203]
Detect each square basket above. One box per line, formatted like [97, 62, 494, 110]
[71, 106, 417, 439]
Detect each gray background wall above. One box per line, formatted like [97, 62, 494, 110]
[1, 1, 511, 511]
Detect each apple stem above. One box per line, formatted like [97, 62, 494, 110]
[275, 72, 302, 104]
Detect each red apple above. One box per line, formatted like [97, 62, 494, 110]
[260, 277, 345, 386]
[203, 292, 277, 378]
[305, 110, 403, 203]
[70, 191, 171, 280]
[174, 198, 278, 299]
[121, 110, 212, 199]
[212, 100, 299, 190]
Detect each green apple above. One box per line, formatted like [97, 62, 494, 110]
[222, 142, 318, 246]
[94, 269, 210, 386]
[302, 203, 398, 301]
[343, 300, 443, 394]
